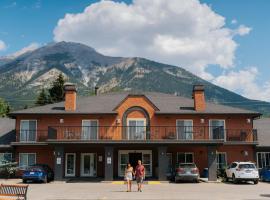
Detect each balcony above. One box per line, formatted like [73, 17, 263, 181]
[39, 126, 258, 144]
[17, 130, 48, 142]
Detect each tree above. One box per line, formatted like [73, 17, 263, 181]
[35, 88, 49, 106]
[48, 73, 65, 103]
[0, 98, 10, 117]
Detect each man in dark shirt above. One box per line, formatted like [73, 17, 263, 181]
[135, 160, 145, 192]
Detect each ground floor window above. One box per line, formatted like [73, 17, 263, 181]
[177, 152, 194, 164]
[65, 153, 76, 177]
[118, 150, 152, 177]
[216, 152, 227, 169]
[19, 153, 36, 168]
[80, 153, 97, 177]
[0, 153, 12, 164]
[257, 152, 270, 168]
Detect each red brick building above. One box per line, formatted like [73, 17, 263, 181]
[8, 84, 260, 181]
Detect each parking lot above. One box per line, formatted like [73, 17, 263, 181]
[1, 179, 270, 200]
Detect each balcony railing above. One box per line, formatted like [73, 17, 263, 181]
[16, 127, 258, 143]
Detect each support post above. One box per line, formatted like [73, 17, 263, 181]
[54, 145, 64, 181]
[207, 146, 217, 181]
[158, 146, 168, 181]
[104, 146, 114, 181]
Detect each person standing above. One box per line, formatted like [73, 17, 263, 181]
[134, 160, 145, 192]
[124, 163, 134, 192]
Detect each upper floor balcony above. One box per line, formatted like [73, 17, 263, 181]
[16, 126, 258, 144]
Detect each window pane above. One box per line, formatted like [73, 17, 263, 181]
[28, 154, 36, 166]
[143, 154, 150, 165]
[210, 120, 225, 139]
[19, 154, 27, 167]
[177, 153, 185, 163]
[185, 153, 193, 163]
[120, 154, 129, 165]
[145, 165, 151, 175]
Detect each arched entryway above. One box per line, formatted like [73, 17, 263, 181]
[122, 106, 151, 140]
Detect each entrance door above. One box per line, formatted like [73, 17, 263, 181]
[80, 153, 96, 177]
[65, 153, 76, 177]
[129, 153, 142, 169]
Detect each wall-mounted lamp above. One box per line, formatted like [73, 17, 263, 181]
[60, 119, 64, 124]
[116, 118, 121, 124]
[241, 150, 249, 156]
[200, 118, 205, 124]
[246, 118, 251, 124]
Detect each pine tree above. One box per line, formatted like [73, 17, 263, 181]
[48, 73, 65, 103]
[35, 88, 49, 106]
[0, 98, 10, 117]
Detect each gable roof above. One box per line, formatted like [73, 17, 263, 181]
[0, 118, 15, 148]
[254, 118, 270, 147]
[9, 92, 261, 116]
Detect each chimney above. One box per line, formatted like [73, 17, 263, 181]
[94, 86, 99, 96]
[192, 85, 206, 112]
[64, 83, 77, 111]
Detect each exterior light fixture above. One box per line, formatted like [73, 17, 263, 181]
[60, 119, 64, 124]
[246, 118, 251, 124]
[200, 118, 205, 124]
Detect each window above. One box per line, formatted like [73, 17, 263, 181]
[65, 153, 76, 177]
[209, 120, 225, 139]
[257, 152, 270, 168]
[230, 162, 237, 168]
[127, 118, 146, 140]
[81, 120, 98, 140]
[177, 152, 194, 164]
[0, 153, 12, 164]
[19, 153, 36, 168]
[176, 120, 193, 140]
[216, 153, 227, 169]
[20, 120, 37, 142]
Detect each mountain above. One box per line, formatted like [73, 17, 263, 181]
[0, 41, 269, 115]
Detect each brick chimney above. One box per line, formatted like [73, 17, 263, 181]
[64, 83, 77, 111]
[192, 85, 206, 112]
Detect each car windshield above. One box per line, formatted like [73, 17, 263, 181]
[179, 163, 196, 168]
[27, 165, 44, 171]
[239, 164, 256, 169]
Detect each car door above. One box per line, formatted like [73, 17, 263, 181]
[226, 163, 236, 178]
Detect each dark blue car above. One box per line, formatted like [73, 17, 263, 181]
[22, 164, 54, 183]
[260, 166, 270, 182]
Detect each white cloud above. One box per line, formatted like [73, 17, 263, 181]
[231, 19, 237, 24]
[0, 40, 6, 51]
[213, 67, 270, 101]
[53, 0, 251, 78]
[5, 42, 39, 58]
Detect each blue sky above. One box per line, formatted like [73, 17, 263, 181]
[0, 0, 270, 101]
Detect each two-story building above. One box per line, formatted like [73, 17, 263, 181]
[9, 84, 260, 181]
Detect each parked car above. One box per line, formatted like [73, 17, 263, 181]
[260, 166, 270, 182]
[174, 163, 200, 183]
[225, 162, 259, 184]
[22, 164, 54, 183]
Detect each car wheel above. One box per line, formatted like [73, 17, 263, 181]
[254, 180, 259, 184]
[22, 179, 27, 183]
[44, 175, 48, 183]
[224, 174, 228, 182]
[232, 174, 238, 184]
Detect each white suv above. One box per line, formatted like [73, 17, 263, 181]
[225, 162, 259, 184]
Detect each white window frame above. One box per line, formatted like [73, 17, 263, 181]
[177, 152, 194, 164]
[0, 153, 12, 164]
[257, 152, 270, 169]
[127, 118, 146, 140]
[80, 153, 97, 177]
[65, 153, 76, 177]
[209, 119, 226, 141]
[176, 119, 193, 140]
[81, 120, 99, 140]
[118, 150, 152, 177]
[19, 153, 36, 168]
[20, 120, 37, 142]
[216, 152, 227, 169]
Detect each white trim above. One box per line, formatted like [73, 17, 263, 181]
[176, 119, 193, 140]
[257, 152, 270, 169]
[81, 119, 99, 140]
[19, 153, 36, 168]
[208, 119, 226, 141]
[20, 120, 37, 142]
[118, 150, 152, 177]
[65, 153, 76, 177]
[176, 152, 194, 164]
[216, 152, 227, 169]
[127, 118, 146, 140]
[80, 153, 97, 177]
